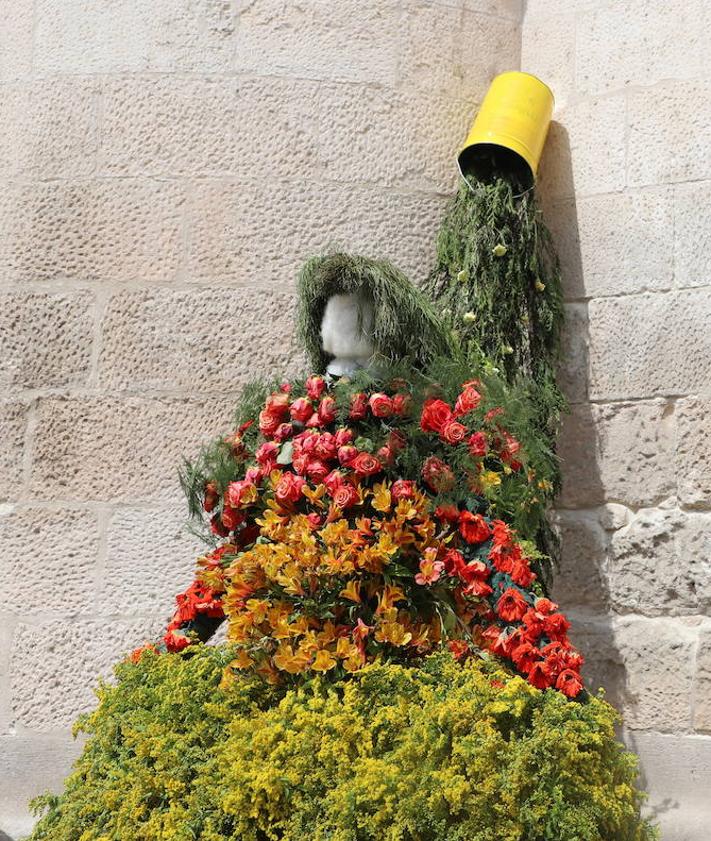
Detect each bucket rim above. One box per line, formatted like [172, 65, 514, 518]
[492, 70, 555, 106]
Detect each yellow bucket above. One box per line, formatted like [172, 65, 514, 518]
[458, 71, 554, 185]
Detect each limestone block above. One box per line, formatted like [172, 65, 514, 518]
[546, 188, 674, 300]
[588, 290, 711, 400]
[576, 0, 708, 96]
[557, 401, 675, 509]
[607, 507, 698, 617]
[0, 0, 33, 81]
[520, 8, 575, 106]
[11, 618, 163, 730]
[234, 0, 399, 84]
[0, 79, 100, 179]
[188, 181, 445, 287]
[35, 0, 235, 74]
[0, 180, 184, 283]
[678, 515, 711, 614]
[29, 397, 236, 503]
[674, 182, 711, 289]
[317, 84, 471, 192]
[462, 0, 521, 19]
[623, 730, 711, 840]
[569, 613, 695, 731]
[694, 626, 711, 732]
[0, 621, 13, 734]
[551, 511, 608, 610]
[0, 507, 99, 615]
[558, 303, 588, 403]
[628, 81, 711, 187]
[100, 77, 320, 180]
[98, 287, 303, 393]
[537, 95, 626, 199]
[0, 292, 93, 391]
[677, 399, 711, 507]
[0, 403, 27, 503]
[0, 734, 83, 840]
[456, 10, 521, 98]
[100, 506, 207, 617]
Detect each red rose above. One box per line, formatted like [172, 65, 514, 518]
[306, 512, 323, 529]
[392, 393, 412, 417]
[305, 412, 321, 428]
[377, 445, 394, 466]
[468, 432, 487, 457]
[555, 669, 583, 698]
[369, 392, 394, 418]
[420, 398, 453, 433]
[333, 483, 359, 510]
[221, 506, 244, 531]
[274, 422, 294, 442]
[315, 432, 337, 460]
[496, 587, 529, 622]
[334, 428, 354, 447]
[458, 511, 491, 544]
[245, 465, 263, 483]
[290, 397, 313, 424]
[258, 409, 281, 437]
[391, 479, 416, 500]
[305, 458, 330, 483]
[352, 452, 382, 477]
[203, 481, 219, 513]
[454, 385, 481, 416]
[265, 391, 290, 418]
[275, 472, 305, 505]
[349, 392, 368, 420]
[484, 407, 504, 422]
[306, 375, 326, 400]
[440, 420, 467, 444]
[255, 441, 279, 465]
[318, 396, 338, 424]
[421, 456, 455, 493]
[226, 479, 257, 509]
[337, 445, 358, 466]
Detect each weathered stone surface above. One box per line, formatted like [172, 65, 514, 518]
[317, 85, 471, 192]
[98, 288, 303, 393]
[557, 401, 675, 509]
[462, 0, 521, 19]
[0, 0, 33, 81]
[569, 613, 696, 731]
[546, 188, 674, 300]
[576, 0, 709, 95]
[100, 77, 320, 180]
[0, 619, 13, 734]
[675, 182, 711, 289]
[35, 0, 236, 74]
[188, 181, 445, 287]
[520, 8, 575, 105]
[100, 506, 205, 617]
[0, 180, 184, 283]
[623, 730, 711, 839]
[607, 508, 698, 617]
[29, 397, 235, 503]
[588, 290, 711, 400]
[678, 515, 711, 615]
[234, 0, 400, 84]
[628, 81, 711, 187]
[0, 403, 27, 503]
[0, 734, 83, 840]
[694, 626, 711, 733]
[0, 79, 100, 179]
[552, 511, 608, 610]
[456, 10, 521, 97]
[0, 507, 99, 615]
[558, 303, 588, 403]
[676, 399, 711, 508]
[538, 95, 626, 199]
[11, 618, 163, 731]
[0, 292, 93, 391]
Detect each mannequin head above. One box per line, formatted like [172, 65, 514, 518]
[320, 291, 376, 377]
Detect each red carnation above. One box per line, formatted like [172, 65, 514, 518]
[352, 452, 382, 478]
[468, 431, 487, 457]
[421, 456, 455, 493]
[369, 392, 394, 418]
[543, 612, 571, 641]
[458, 511, 491, 544]
[420, 398, 453, 433]
[496, 587, 529, 622]
[512, 640, 543, 674]
[349, 392, 368, 420]
[443, 548, 466, 576]
[164, 629, 191, 653]
[535, 597, 558, 615]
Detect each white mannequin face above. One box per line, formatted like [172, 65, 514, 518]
[320, 292, 376, 377]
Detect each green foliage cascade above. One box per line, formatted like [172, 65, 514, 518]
[28, 646, 657, 841]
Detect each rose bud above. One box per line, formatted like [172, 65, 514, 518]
[315, 432, 337, 460]
[349, 392, 369, 420]
[318, 396, 338, 425]
[306, 412, 321, 428]
[335, 427, 354, 447]
[290, 397, 313, 424]
[274, 422, 294, 442]
[203, 481, 219, 513]
[337, 444, 358, 466]
[454, 385, 481, 416]
[265, 391, 290, 417]
[306, 375, 326, 400]
[377, 445, 394, 467]
[324, 469, 345, 494]
[421, 456, 455, 493]
[468, 432, 487, 457]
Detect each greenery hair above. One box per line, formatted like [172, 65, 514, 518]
[297, 252, 454, 375]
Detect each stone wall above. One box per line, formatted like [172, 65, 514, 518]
[0, 1, 521, 836]
[521, 1, 711, 838]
